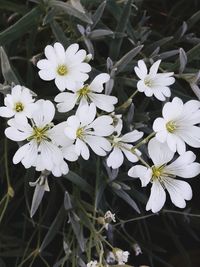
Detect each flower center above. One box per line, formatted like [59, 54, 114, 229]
[15, 102, 24, 112]
[151, 165, 165, 181]
[78, 84, 90, 97]
[28, 124, 52, 143]
[57, 65, 68, 76]
[166, 120, 177, 133]
[144, 76, 153, 87]
[76, 127, 84, 139]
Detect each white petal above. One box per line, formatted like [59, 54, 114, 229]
[62, 145, 79, 161]
[162, 97, 183, 120]
[44, 44, 57, 63]
[120, 130, 143, 143]
[86, 136, 111, 157]
[128, 165, 151, 187]
[54, 42, 66, 61]
[5, 127, 30, 141]
[55, 92, 78, 112]
[38, 69, 56, 81]
[89, 73, 110, 93]
[165, 151, 200, 178]
[13, 143, 31, 164]
[89, 115, 114, 136]
[163, 178, 192, 208]
[75, 139, 90, 160]
[55, 76, 67, 91]
[0, 107, 15, 118]
[149, 60, 161, 76]
[89, 93, 118, 112]
[148, 137, 174, 166]
[146, 181, 166, 213]
[107, 147, 124, 168]
[121, 145, 139, 163]
[77, 103, 96, 126]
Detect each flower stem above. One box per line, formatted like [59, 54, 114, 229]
[116, 90, 138, 111]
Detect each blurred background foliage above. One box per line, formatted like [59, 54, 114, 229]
[0, 0, 200, 266]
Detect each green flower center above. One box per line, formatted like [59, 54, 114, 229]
[57, 65, 68, 76]
[78, 85, 90, 97]
[151, 165, 165, 181]
[166, 120, 177, 133]
[144, 77, 153, 87]
[28, 125, 52, 144]
[76, 127, 84, 139]
[15, 102, 24, 112]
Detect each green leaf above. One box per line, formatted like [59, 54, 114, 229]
[112, 188, 140, 213]
[179, 48, 187, 74]
[114, 45, 143, 74]
[187, 43, 200, 63]
[187, 9, 200, 30]
[0, 0, 28, 14]
[0, 47, 19, 84]
[63, 171, 93, 195]
[0, 7, 42, 46]
[49, 0, 93, 24]
[40, 206, 66, 252]
[92, 0, 106, 28]
[50, 21, 70, 47]
[109, 0, 133, 60]
[88, 29, 113, 40]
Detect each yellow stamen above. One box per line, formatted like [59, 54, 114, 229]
[78, 84, 90, 97]
[28, 125, 52, 143]
[151, 165, 165, 181]
[166, 120, 177, 133]
[57, 65, 68, 76]
[76, 127, 84, 139]
[15, 102, 24, 112]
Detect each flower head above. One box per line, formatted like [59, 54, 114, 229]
[64, 103, 114, 160]
[55, 73, 118, 112]
[113, 248, 130, 265]
[5, 100, 68, 176]
[86, 261, 99, 267]
[0, 85, 37, 123]
[134, 60, 175, 101]
[128, 138, 200, 213]
[153, 97, 200, 154]
[37, 42, 91, 91]
[107, 130, 143, 169]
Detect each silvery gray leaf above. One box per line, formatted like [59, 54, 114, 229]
[179, 48, 187, 74]
[92, 0, 106, 29]
[88, 29, 113, 40]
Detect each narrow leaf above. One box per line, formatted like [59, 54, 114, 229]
[40, 206, 65, 252]
[114, 45, 143, 73]
[92, 1, 106, 28]
[0, 47, 19, 84]
[0, 7, 42, 46]
[179, 48, 187, 74]
[63, 171, 93, 195]
[89, 29, 113, 40]
[49, 0, 92, 24]
[30, 183, 46, 218]
[112, 188, 140, 213]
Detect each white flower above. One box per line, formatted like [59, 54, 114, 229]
[113, 248, 130, 265]
[153, 97, 200, 154]
[55, 73, 118, 112]
[107, 130, 143, 169]
[50, 121, 79, 162]
[37, 42, 91, 91]
[128, 138, 200, 213]
[86, 261, 99, 267]
[104, 210, 116, 230]
[0, 85, 37, 123]
[133, 243, 142, 256]
[64, 103, 114, 160]
[134, 60, 175, 101]
[5, 100, 67, 176]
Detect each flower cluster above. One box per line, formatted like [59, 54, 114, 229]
[1, 42, 200, 216]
